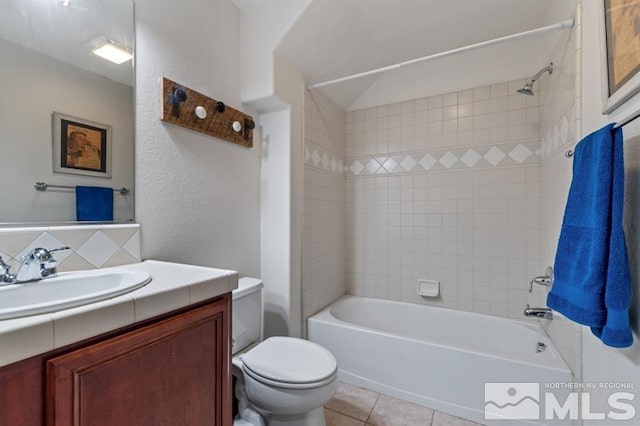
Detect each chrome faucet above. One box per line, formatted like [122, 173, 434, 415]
[0, 256, 15, 284]
[528, 266, 554, 293]
[524, 304, 553, 319]
[0, 246, 70, 284]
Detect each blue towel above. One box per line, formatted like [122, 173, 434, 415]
[76, 186, 114, 221]
[547, 123, 632, 348]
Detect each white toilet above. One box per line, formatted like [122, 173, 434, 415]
[232, 278, 338, 426]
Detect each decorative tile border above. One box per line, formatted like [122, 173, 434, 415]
[0, 224, 141, 272]
[304, 142, 346, 176]
[346, 141, 540, 177]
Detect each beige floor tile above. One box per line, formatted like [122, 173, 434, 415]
[367, 394, 434, 426]
[325, 382, 379, 421]
[325, 408, 366, 426]
[432, 411, 485, 426]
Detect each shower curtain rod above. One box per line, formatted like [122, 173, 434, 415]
[307, 18, 575, 90]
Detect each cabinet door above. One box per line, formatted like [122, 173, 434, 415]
[0, 356, 43, 426]
[47, 295, 231, 426]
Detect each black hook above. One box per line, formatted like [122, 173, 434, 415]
[244, 118, 255, 141]
[170, 86, 187, 117]
[215, 101, 226, 113]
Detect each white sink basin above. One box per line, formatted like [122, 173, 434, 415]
[0, 269, 151, 320]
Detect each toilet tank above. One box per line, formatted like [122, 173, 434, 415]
[232, 277, 263, 354]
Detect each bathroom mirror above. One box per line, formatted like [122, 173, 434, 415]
[0, 0, 134, 224]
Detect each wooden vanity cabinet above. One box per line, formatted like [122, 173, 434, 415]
[0, 294, 232, 426]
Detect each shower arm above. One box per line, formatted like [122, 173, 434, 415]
[528, 63, 554, 85]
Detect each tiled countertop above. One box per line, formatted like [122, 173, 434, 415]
[0, 260, 238, 367]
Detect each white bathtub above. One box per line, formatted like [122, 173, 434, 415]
[308, 296, 573, 426]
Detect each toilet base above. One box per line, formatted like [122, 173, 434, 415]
[268, 407, 326, 426]
[234, 396, 326, 426]
[234, 364, 329, 426]
[234, 369, 266, 426]
[234, 404, 265, 426]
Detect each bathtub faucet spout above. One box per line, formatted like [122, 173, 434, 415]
[523, 305, 553, 319]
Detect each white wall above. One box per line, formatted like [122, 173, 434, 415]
[227, 0, 311, 337]
[577, 1, 640, 421]
[0, 37, 134, 223]
[274, 56, 307, 338]
[234, 0, 311, 104]
[256, 56, 307, 338]
[348, 35, 556, 111]
[260, 109, 293, 337]
[134, 0, 260, 277]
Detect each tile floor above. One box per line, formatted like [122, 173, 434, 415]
[324, 382, 485, 426]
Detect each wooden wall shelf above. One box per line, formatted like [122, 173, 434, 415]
[160, 77, 254, 148]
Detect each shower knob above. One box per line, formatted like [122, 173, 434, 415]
[528, 266, 553, 292]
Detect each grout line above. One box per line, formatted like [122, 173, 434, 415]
[323, 406, 365, 423]
[324, 407, 368, 424]
[365, 393, 381, 425]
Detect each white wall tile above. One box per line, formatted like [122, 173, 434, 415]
[343, 78, 541, 320]
[474, 100, 491, 115]
[443, 92, 458, 106]
[474, 86, 491, 101]
[303, 91, 347, 326]
[428, 95, 443, 109]
[458, 89, 474, 104]
[490, 83, 508, 98]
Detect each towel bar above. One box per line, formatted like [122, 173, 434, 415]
[34, 182, 130, 196]
[566, 107, 640, 158]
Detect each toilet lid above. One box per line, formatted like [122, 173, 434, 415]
[242, 337, 337, 385]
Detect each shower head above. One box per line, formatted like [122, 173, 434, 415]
[516, 62, 553, 96]
[517, 81, 534, 96]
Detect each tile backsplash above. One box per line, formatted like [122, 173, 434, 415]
[0, 223, 140, 272]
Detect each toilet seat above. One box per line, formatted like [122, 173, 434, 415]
[241, 336, 337, 390]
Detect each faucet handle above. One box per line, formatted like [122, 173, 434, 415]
[33, 247, 69, 278]
[528, 266, 554, 293]
[31, 246, 70, 261]
[48, 246, 71, 253]
[0, 256, 15, 284]
[530, 276, 552, 286]
[0, 255, 12, 271]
